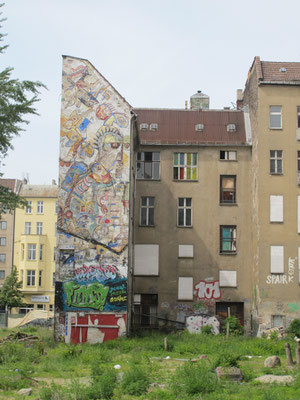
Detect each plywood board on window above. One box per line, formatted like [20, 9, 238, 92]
[270, 195, 283, 222]
[270, 246, 284, 273]
[219, 270, 237, 287]
[178, 245, 194, 258]
[178, 277, 193, 300]
[134, 244, 159, 275]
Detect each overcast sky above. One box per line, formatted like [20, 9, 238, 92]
[2, 0, 300, 184]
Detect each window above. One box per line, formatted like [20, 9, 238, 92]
[134, 245, 159, 276]
[270, 245, 284, 273]
[270, 106, 282, 129]
[195, 124, 204, 131]
[178, 198, 192, 227]
[0, 238, 6, 246]
[219, 271, 237, 287]
[140, 197, 154, 226]
[53, 247, 56, 261]
[36, 222, 43, 235]
[173, 153, 197, 180]
[0, 221, 7, 230]
[49, 304, 54, 312]
[220, 150, 237, 161]
[37, 304, 44, 310]
[178, 245, 194, 258]
[298, 107, 300, 128]
[27, 270, 35, 286]
[270, 195, 283, 222]
[37, 201, 44, 214]
[220, 226, 237, 254]
[56, 202, 59, 214]
[39, 245, 43, 261]
[19, 304, 34, 314]
[39, 271, 42, 286]
[25, 201, 32, 214]
[140, 123, 148, 131]
[227, 124, 236, 132]
[150, 123, 158, 131]
[220, 175, 236, 204]
[28, 244, 36, 260]
[178, 277, 193, 300]
[52, 272, 55, 286]
[270, 150, 283, 174]
[136, 152, 160, 180]
[0, 270, 5, 280]
[272, 315, 285, 328]
[25, 222, 31, 235]
[133, 294, 158, 327]
[21, 244, 24, 261]
[0, 254, 5, 263]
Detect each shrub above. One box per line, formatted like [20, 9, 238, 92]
[171, 361, 218, 396]
[121, 364, 150, 396]
[222, 316, 244, 336]
[202, 325, 214, 335]
[213, 351, 242, 368]
[287, 319, 300, 338]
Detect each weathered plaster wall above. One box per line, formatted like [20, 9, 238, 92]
[55, 56, 132, 343]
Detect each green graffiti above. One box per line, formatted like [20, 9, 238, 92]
[64, 281, 109, 311]
[288, 303, 300, 312]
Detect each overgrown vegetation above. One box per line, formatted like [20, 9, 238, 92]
[0, 327, 299, 399]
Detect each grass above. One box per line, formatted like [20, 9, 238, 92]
[0, 327, 299, 398]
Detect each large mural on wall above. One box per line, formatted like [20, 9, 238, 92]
[55, 56, 132, 344]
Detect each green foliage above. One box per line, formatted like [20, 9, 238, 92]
[89, 366, 117, 399]
[287, 318, 300, 337]
[121, 363, 150, 396]
[0, 266, 23, 311]
[222, 316, 244, 336]
[213, 351, 242, 368]
[171, 361, 218, 396]
[269, 330, 279, 341]
[0, 5, 45, 215]
[202, 324, 214, 335]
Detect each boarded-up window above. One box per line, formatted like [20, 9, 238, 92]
[270, 246, 284, 274]
[178, 277, 193, 300]
[298, 196, 300, 233]
[270, 195, 283, 222]
[178, 245, 194, 258]
[134, 244, 159, 275]
[219, 271, 237, 287]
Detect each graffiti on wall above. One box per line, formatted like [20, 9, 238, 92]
[194, 280, 221, 300]
[55, 56, 131, 343]
[186, 315, 220, 335]
[266, 257, 296, 285]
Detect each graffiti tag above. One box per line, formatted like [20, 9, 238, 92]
[194, 280, 221, 300]
[64, 281, 109, 311]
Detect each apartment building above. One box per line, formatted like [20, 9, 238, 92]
[241, 57, 300, 334]
[14, 183, 58, 313]
[0, 179, 22, 290]
[132, 102, 253, 332]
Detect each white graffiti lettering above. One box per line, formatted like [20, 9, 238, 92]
[194, 280, 221, 300]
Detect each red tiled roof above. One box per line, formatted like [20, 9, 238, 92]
[0, 179, 17, 192]
[133, 108, 248, 145]
[258, 58, 300, 82]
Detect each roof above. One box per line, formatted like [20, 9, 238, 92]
[20, 185, 59, 198]
[133, 108, 249, 146]
[0, 179, 21, 193]
[252, 56, 300, 84]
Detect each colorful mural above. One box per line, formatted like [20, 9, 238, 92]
[55, 56, 132, 344]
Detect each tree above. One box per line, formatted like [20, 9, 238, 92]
[0, 4, 45, 214]
[0, 266, 23, 312]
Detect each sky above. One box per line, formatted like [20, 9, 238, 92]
[2, 0, 300, 184]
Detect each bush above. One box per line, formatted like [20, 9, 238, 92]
[222, 316, 244, 336]
[202, 325, 214, 335]
[171, 361, 218, 396]
[121, 364, 150, 396]
[213, 351, 242, 368]
[287, 319, 300, 338]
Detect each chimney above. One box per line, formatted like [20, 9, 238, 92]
[236, 89, 243, 109]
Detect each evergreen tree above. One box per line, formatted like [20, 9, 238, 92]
[0, 266, 23, 312]
[0, 5, 45, 214]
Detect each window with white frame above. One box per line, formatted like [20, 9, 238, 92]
[36, 222, 43, 235]
[27, 270, 35, 286]
[178, 198, 192, 227]
[28, 244, 36, 260]
[136, 152, 160, 180]
[270, 245, 284, 274]
[0, 254, 5, 263]
[270, 106, 282, 129]
[270, 150, 283, 174]
[220, 226, 237, 254]
[220, 150, 237, 161]
[0, 237, 6, 246]
[220, 175, 236, 204]
[0, 221, 7, 230]
[25, 222, 31, 235]
[37, 201, 44, 214]
[39, 244, 43, 261]
[25, 201, 32, 214]
[150, 123, 158, 131]
[270, 195, 283, 222]
[140, 197, 154, 226]
[173, 153, 197, 180]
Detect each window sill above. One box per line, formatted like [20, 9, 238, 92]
[219, 252, 237, 256]
[139, 225, 155, 228]
[219, 159, 238, 162]
[270, 221, 284, 224]
[177, 225, 193, 228]
[173, 180, 198, 183]
[270, 173, 283, 176]
[136, 178, 161, 181]
[219, 203, 238, 206]
[178, 256, 194, 259]
[269, 128, 282, 130]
